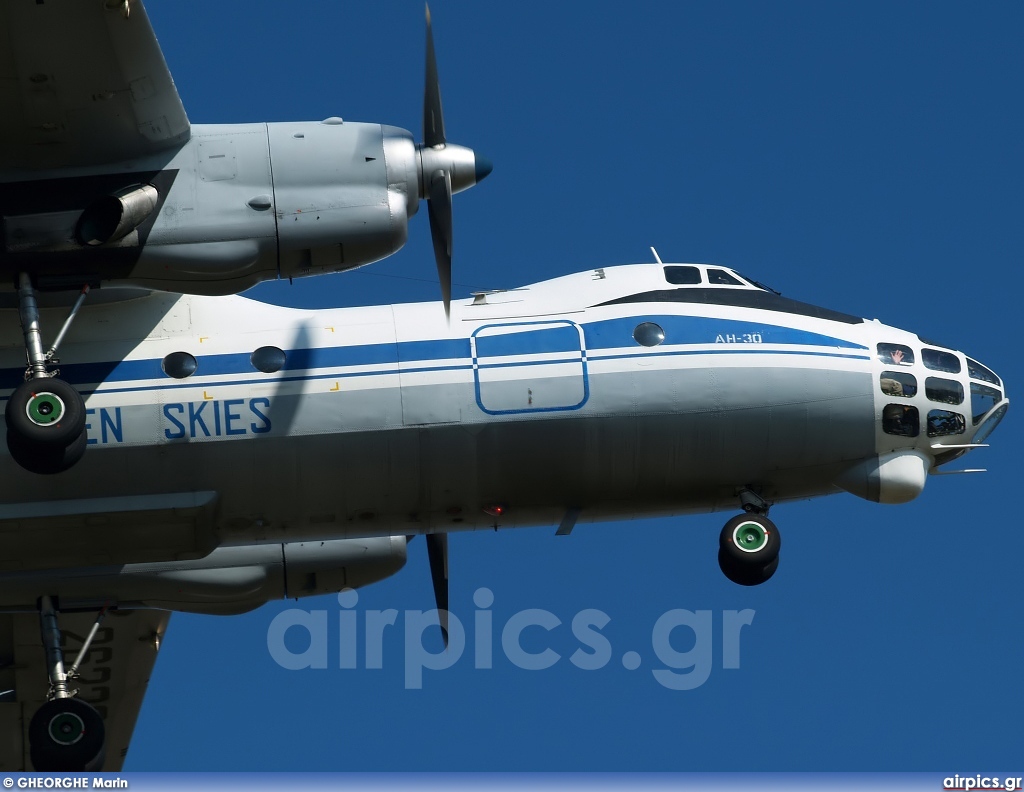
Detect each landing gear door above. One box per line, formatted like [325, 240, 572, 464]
[472, 321, 589, 415]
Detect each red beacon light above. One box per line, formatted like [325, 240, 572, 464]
[483, 505, 505, 517]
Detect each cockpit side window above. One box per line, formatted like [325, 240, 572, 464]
[967, 357, 1000, 386]
[880, 371, 917, 398]
[925, 377, 964, 405]
[922, 348, 961, 374]
[970, 383, 1001, 425]
[736, 273, 780, 294]
[877, 343, 914, 366]
[707, 268, 742, 286]
[882, 404, 919, 437]
[663, 266, 702, 285]
[927, 410, 966, 438]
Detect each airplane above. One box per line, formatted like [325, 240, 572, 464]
[0, 0, 490, 474]
[0, 256, 1008, 770]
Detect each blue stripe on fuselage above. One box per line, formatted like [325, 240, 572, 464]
[584, 315, 867, 350]
[475, 324, 582, 358]
[0, 312, 865, 392]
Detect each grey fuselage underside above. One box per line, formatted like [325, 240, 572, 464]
[15, 368, 872, 527]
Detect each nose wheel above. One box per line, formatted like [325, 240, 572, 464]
[717, 512, 781, 586]
[5, 274, 88, 474]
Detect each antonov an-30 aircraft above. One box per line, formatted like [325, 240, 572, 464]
[0, 0, 489, 474]
[0, 258, 1009, 770]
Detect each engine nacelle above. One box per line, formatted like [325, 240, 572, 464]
[0, 536, 407, 615]
[1, 118, 488, 294]
[835, 450, 931, 504]
[270, 122, 414, 282]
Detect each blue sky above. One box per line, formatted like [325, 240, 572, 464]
[126, 1, 1021, 770]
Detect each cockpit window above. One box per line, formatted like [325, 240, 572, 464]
[967, 357, 1000, 386]
[663, 266, 702, 285]
[927, 409, 966, 438]
[925, 377, 964, 405]
[736, 273, 780, 294]
[707, 268, 743, 286]
[877, 343, 914, 366]
[922, 348, 961, 374]
[880, 371, 917, 398]
[882, 404, 919, 437]
[974, 403, 1008, 444]
[970, 383, 1001, 425]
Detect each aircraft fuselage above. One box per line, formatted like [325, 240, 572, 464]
[0, 263, 1009, 595]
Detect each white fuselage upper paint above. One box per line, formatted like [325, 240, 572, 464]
[0, 263, 1008, 573]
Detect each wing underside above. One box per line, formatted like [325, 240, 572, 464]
[0, 0, 190, 171]
[0, 608, 169, 771]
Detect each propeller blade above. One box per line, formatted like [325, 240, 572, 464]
[427, 169, 453, 319]
[425, 533, 449, 647]
[423, 4, 446, 148]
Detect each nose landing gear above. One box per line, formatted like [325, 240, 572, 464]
[717, 490, 781, 586]
[5, 274, 88, 474]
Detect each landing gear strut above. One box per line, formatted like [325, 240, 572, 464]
[717, 490, 781, 586]
[29, 597, 106, 772]
[5, 275, 88, 474]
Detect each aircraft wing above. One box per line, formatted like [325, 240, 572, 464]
[0, 0, 190, 171]
[0, 608, 169, 771]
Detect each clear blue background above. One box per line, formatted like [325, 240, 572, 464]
[127, 0, 1021, 770]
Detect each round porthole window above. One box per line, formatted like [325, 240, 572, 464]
[162, 351, 197, 379]
[633, 322, 665, 347]
[251, 346, 286, 373]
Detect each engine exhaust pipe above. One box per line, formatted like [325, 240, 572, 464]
[76, 183, 159, 246]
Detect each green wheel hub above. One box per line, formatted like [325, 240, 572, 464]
[733, 521, 769, 553]
[26, 392, 66, 426]
[47, 711, 85, 746]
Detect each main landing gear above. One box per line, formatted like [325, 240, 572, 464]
[6, 274, 89, 474]
[717, 489, 781, 586]
[29, 597, 106, 772]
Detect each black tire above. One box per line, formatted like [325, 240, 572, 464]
[29, 698, 106, 772]
[719, 513, 781, 566]
[718, 548, 779, 586]
[7, 429, 87, 475]
[5, 378, 86, 448]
